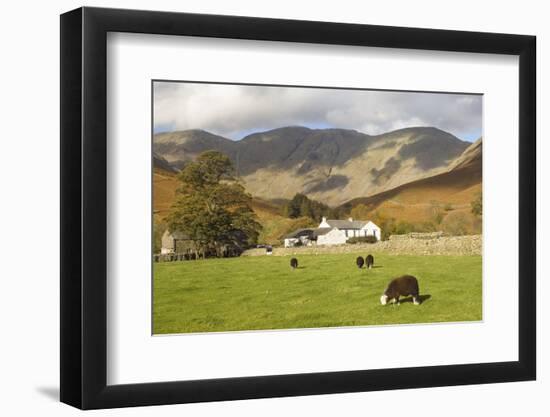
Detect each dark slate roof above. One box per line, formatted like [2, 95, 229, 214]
[313, 227, 333, 237]
[325, 219, 367, 229]
[284, 228, 315, 239]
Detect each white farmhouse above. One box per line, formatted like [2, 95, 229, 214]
[316, 217, 381, 246]
[282, 217, 382, 247]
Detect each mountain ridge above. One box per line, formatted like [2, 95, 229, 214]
[153, 126, 472, 206]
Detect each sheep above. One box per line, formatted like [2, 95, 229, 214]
[380, 275, 420, 306]
[365, 254, 374, 269]
[356, 256, 365, 269]
[290, 257, 298, 269]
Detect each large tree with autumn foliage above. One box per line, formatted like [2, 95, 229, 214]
[167, 151, 261, 257]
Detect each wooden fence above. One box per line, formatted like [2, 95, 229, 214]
[153, 253, 199, 262]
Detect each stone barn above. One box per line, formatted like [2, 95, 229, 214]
[161, 230, 194, 254]
[160, 229, 246, 257]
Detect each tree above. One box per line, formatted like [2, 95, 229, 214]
[471, 192, 482, 216]
[369, 210, 397, 241]
[167, 151, 262, 257]
[284, 193, 331, 221]
[284, 193, 306, 218]
[153, 219, 167, 253]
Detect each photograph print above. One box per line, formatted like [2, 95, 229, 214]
[152, 81, 482, 335]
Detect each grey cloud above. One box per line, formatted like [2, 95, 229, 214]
[153, 82, 482, 141]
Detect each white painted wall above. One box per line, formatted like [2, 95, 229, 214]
[361, 221, 382, 241]
[318, 219, 381, 242]
[0, 1, 546, 417]
[317, 228, 347, 245]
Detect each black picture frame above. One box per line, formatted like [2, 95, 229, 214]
[60, 6, 536, 410]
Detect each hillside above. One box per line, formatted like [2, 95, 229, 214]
[154, 130, 236, 170]
[153, 126, 470, 206]
[153, 152, 178, 173]
[153, 168, 179, 221]
[342, 138, 482, 229]
[249, 199, 317, 245]
[152, 169, 313, 245]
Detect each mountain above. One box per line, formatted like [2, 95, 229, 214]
[341, 138, 482, 225]
[153, 126, 471, 206]
[447, 137, 482, 171]
[154, 130, 236, 170]
[153, 152, 178, 173]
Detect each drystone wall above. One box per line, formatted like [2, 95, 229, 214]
[242, 233, 482, 257]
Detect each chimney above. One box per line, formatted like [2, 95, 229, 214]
[348, 217, 353, 222]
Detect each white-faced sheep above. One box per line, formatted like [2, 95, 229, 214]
[366, 254, 374, 269]
[380, 275, 420, 306]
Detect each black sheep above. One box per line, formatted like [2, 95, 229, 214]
[366, 254, 374, 269]
[380, 275, 420, 305]
[356, 256, 364, 269]
[290, 258, 298, 269]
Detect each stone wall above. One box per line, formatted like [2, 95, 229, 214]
[242, 233, 482, 257]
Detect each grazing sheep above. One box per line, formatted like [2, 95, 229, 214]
[356, 256, 365, 269]
[380, 275, 420, 306]
[366, 254, 374, 269]
[290, 258, 298, 269]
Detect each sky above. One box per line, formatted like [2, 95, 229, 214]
[153, 82, 482, 142]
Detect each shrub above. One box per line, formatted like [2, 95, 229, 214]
[348, 235, 378, 244]
[433, 211, 444, 225]
[418, 221, 437, 232]
[394, 221, 415, 235]
[471, 192, 482, 216]
[441, 211, 471, 236]
[427, 201, 444, 225]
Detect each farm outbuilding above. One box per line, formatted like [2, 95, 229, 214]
[160, 229, 246, 258]
[283, 228, 315, 248]
[161, 230, 193, 254]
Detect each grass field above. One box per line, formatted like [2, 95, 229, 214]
[153, 253, 482, 334]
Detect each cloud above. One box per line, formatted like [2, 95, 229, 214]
[153, 82, 482, 141]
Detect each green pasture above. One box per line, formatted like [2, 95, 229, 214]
[153, 253, 482, 334]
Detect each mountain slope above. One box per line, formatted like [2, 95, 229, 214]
[153, 152, 178, 173]
[342, 138, 482, 224]
[154, 130, 238, 170]
[153, 126, 470, 206]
